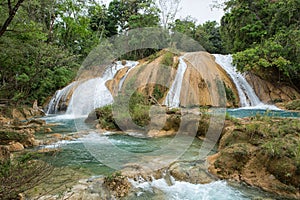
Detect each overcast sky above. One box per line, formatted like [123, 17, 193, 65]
[101, 0, 225, 25]
[177, 0, 225, 24]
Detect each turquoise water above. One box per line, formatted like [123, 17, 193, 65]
[37, 111, 287, 199]
[227, 108, 300, 118]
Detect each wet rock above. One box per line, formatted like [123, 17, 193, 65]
[169, 161, 216, 184]
[85, 111, 98, 124]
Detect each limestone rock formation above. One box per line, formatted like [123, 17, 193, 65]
[106, 51, 239, 108]
[181, 52, 239, 107]
[245, 72, 300, 104]
[208, 118, 300, 199]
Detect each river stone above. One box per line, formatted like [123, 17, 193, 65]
[168, 161, 216, 184]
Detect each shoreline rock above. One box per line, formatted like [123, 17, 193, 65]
[207, 117, 300, 199]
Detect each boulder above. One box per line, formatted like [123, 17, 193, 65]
[44, 127, 52, 133]
[7, 142, 24, 151]
[169, 161, 216, 184]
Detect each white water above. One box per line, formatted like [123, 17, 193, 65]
[213, 54, 279, 110]
[46, 61, 138, 117]
[46, 82, 78, 114]
[164, 57, 187, 108]
[118, 61, 139, 91]
[130, 177, 248, 200]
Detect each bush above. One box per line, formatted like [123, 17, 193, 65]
[0, 153, 53, 200]
[95, 105, 119, 130]
[95, 92, 151, 130]
[286, 99, 300, 110]
[160, 51, 174, 66]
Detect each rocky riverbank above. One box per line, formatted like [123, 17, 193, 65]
[85, 105, 300, 199]
[2, 101, 300, 199]
[208, 116, 300, 199]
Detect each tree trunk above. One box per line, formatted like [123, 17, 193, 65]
[0, 0, 26, 37]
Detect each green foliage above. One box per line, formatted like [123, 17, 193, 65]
[108, 0, 160, 32]
[242, 117, 300, 160]
[0, 154, 53, 200]
[171, 18, 226, 53]
[171, 17, 197, 38]
[195, 21, 226, 54]
[96, 105, 119, 130]
[105, 171, 122, 182]
[128, 92, 151, 127]
[285, 99, 300, 110]
[221, 0, 300, 88]
[153, 85, 164, 100]
[0, 34, 79, 105]
[0, 131, 27, 145]
[160, 51, 174, 66]
[224, 83, 236, 106]
[120, 48, 160, 61]
[96, 91, 151, 130]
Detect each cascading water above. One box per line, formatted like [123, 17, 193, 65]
[129, 176, 250, 199]
[213, 54, 279, 110]
[118, 61, 139, 91]
[164, 57, 187, 108]
[213, 54, 260, 107]
[46, 81, 78, 114]
[65, 61, 139, 117]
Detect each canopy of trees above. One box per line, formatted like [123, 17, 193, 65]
[1, 0, 298, 105]
[220, 0, 300, 90]
[0, 0, 225, 105]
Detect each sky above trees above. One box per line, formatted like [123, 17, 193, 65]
[102, 0, 225, 24]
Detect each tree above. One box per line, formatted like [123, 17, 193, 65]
[221, 0, 300, 90]
[171, 17, 197, 38]
[107, 0, 160, 33]
[127, 0, 160, 29]
[53, 0, 98, 57]
[158, 0, 181, 29]
[0, 0, 25, 37]
[195, 21, 225, 54]
[88, 4, 117, 38]
[171, 18, 225, 54]
[0, 0, 80, 105]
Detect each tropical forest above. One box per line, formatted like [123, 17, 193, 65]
[0, 0, 299, 199]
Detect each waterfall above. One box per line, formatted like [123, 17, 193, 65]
[45, 81, 77, 114]
[164, 57, 187, 108]
[65, 61, 138, 117]
[118, 61, 139, 91]
[214, 54, 279, 110]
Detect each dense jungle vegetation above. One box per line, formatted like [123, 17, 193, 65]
[0, 0, 299, 105]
